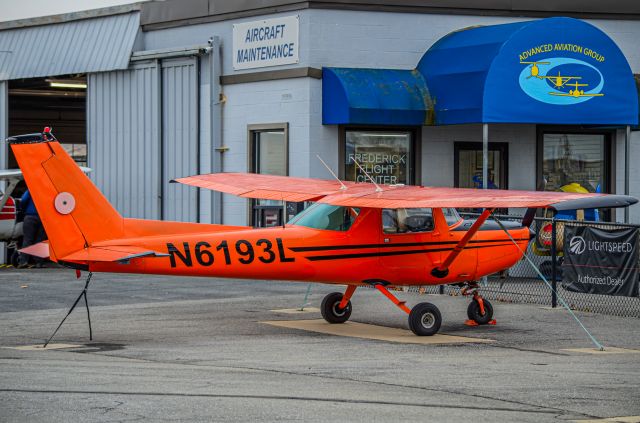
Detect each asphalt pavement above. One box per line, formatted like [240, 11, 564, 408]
[0, 268, 639, 422]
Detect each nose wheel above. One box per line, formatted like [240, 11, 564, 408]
[467, 297, 494, 325]
[462, 282, 496, 326]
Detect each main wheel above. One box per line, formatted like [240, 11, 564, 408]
[467, 298, 494, 325]
[408, 302, 441, 336]
[320, 292, 352, 324]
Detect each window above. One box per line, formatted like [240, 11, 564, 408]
[289, 203, 360, 231]
[538, 130, 612, 221]
[454, 142, 508, 189]
[248, 123, 288, 227]
[540, 133, 608, 193]
[382, 208, 434, 234]
[442, 207, 462, 226]
[342, 128, 417, 185]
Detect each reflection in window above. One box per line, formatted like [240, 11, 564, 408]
[344, 130, 413, 185]
[542, 134, 606, 193]
[250, 127, 287, 227]
[442, 208, 462, 226]
[382, 208, 434, 233]
[289, 203, 360, 231]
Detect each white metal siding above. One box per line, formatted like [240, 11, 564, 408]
[0, 12, 140, 80]
[161, 57, 198, 222]
[88, 62, 161, 219]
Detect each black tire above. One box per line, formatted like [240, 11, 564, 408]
[408, 302, 441, 336]
[320, 292, 352, 324]
[467, 298, 494, 325]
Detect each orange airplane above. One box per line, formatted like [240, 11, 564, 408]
[9, 130, 637, 339]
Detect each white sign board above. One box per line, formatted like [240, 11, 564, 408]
[233, 15, 299, 70]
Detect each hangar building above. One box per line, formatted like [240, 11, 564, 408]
[0, 0, 639, 228]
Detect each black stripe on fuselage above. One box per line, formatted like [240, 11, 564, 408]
[289, 237, 529, 253]
[303, 243, 517, 261]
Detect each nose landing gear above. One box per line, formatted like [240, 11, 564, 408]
[461, 282, 496, 326]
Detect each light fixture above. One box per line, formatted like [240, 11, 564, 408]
[48, 79, 87, 89]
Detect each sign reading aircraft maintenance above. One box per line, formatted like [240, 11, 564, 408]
[562, 226, 639, 297]
[233, 15, 299, 70]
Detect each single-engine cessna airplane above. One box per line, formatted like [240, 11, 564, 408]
[9, 130, 638, 338]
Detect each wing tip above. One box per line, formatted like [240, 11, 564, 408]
[551, 195, 639, 211]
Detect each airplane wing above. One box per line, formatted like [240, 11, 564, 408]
[172, 173, 358, 202]
[174, 172, 638, 211]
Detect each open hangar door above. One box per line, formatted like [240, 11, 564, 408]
[1, 76, 87, 265]
[8, 75, 87, 171]
[88, 55, 199, 222]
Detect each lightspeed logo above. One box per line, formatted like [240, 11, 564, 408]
[569, 236, 586, 255]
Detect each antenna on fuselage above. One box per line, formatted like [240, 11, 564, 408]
[352, 159, 383, 192]
[316, 155, 348, 190]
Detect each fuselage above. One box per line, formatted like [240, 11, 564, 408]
[87, 207, 531, 286]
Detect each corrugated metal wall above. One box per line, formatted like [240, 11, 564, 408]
[0, 81, 7, 169]
[88, 62, 162, 219]
[0, 12, 140, 80]
[88, 57, 199, 222]
[161, 57, 198, 222]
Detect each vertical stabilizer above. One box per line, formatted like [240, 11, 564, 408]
[10, 135, 123, 259]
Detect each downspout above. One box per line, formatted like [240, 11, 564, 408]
[209, 36, 223, 224]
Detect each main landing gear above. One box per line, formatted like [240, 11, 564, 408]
[320, 281, 495, 336]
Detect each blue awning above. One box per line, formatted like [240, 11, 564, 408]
[322, 68, 432, 125]
[323, 17, 639, 126]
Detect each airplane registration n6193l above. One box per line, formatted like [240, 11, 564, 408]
[8, 130, 637, 338]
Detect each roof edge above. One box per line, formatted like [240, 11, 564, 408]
[0, 3, 142, 31]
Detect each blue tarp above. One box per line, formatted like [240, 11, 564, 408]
[322, 17, 639, 126]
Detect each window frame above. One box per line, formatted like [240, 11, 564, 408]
[536, 126, 614, 195]
[338, 126, 421, 185]
[382, 208, 435, 235]
[247, 123, 289, 227]
[453, 141, 509, 189]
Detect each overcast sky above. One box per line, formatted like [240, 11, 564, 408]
[0, 0, 150, 22]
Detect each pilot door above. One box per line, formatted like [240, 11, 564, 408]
[379, 208, 438, 283]
[379, 208, 478, 283]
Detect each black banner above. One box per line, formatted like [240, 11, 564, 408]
[562, 226, 639, 297]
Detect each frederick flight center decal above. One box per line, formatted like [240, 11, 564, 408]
[518, 43, 605, 105]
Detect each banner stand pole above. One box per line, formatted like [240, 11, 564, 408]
[551, 213, 558, 308]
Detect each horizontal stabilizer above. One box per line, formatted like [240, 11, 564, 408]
[60, 246, 169, 264]
[19, 241, 50, 258]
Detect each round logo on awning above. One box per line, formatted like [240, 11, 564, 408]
[518, 57, 604, 105]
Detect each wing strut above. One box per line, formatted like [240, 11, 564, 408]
[431, 209, 494, 278]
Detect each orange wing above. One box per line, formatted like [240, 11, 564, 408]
[173, 173, 637, 211]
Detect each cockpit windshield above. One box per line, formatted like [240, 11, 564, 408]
[288, 203, 360, 231]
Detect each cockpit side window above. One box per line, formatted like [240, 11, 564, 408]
[289, 203, 360, 231]
[442, 208, 462, 226]
[382, 208, 434, 233]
